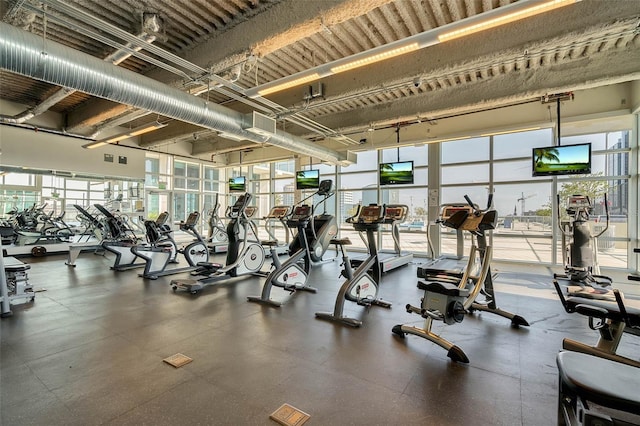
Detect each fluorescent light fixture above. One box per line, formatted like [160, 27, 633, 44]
[247, 0, 579, 98]
[258, 73, 321, 96]
[439, 0, 578, 42]
[329, 43, 420, 74]
[83, 121, 167, 149]
[85, 141, 108, 149]
[480, 127, 542, 137]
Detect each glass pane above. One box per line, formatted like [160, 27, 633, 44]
[442, 136, 489, 164]
[381, 145, 428, 166]
[590, 152, 629, 176]
[174, 161, 186, 177]
[562, 133, 607, 151]
[493, 160, 532, 182]
[204, 181, 219, 192]
[608, 130, 630, 149]
[441, 186, 493, 209]
[203, 167, 219, 180]
[187, 178, 200, 191]
[339, 172, 377, 189]
[145, 174, 159, 187]
[316, 163, 336, 175]
[492, 182, 554, 263]
[274, 178, 294, 192]
[274, 160, 295, 176]
[173, 193, 186, 222]
[187, 163, 199, 178]
[3, 173, 35, 186]
[274, 192, 294, 207]
[145, 158, 160, 173]
[493, 128, 553, 160]
[341, 150, 377, 172]
[186, 193, 199, 213]
[174, 177, 186, 189]
[441, 164, 489, 185]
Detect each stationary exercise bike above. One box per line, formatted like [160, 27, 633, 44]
[315, 203, 391, 327]
[171, 193, 268, 294]
[392, 195, 529, 363]
[247, 180, 336, 307]
[554, 194, 613, 296]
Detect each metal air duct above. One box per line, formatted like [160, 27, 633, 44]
[0, 22, 349, 165]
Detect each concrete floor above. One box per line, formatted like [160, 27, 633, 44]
[1, 251, 639, 425]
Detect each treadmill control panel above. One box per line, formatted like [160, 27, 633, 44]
[266, 206, 291, 219]
[358, 205, 384, 223]
[441, 204, 474, 220]
[384, 205, 408, 222]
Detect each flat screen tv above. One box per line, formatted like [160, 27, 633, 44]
[228, 176, 246, 192]
[295, 169, 320, 190]
[379, 161, 414, 185]
[532, 143, 591, 177]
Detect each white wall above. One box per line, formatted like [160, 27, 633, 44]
[0, 125, 145, 180]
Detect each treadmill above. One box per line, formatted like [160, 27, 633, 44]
[351, 204, 413, 273]
[417, 203, 475, 279]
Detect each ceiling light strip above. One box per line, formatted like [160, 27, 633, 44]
[248, 0, 580, 97]
[330, 43, 420, 74]
[258, 73, 321, 96]
[83, 122, 166, 149]
[438, 0, 578, 42]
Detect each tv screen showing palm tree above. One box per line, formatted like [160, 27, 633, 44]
[379, 161, 414, 185]
[228, 176, 246, 192]
[295, 169, 320, 190]
[532, 143, 591, 177]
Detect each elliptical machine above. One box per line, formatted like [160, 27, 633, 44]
[207, 193, 228, 254]
[261, 205, 292, 257]
[289, 183, 338, 263]
[554, 193, 612, 294]
[171, 193, 268, 294]
[315, 203, 391, 327]
[392, 195, 529, 363]
[247, 180, 336, 307]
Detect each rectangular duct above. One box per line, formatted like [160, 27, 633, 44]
[244, 111, 276, 136]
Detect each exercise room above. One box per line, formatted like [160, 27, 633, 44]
[1, 0, 639, 425]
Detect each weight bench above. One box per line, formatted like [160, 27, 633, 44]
[557, 351, 640, 425]
[554, 280, 640, 368]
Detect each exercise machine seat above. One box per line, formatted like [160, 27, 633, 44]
[557, 351, 640, 413]
[418, 280, 470, 297]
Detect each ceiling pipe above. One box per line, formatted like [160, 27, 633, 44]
[0, 13, 160, 125]
[0, 22, 350, 165]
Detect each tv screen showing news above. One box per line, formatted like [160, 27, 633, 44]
[379, 161, 414, 185]
[295, 169, 320, 190]
[532, 143, 591, 177]
[228, 176, 246, 192]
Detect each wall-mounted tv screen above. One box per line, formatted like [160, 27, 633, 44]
[532, 143, 591, 177]
[379, 161, 414, 185]
[228, 176, 246, 192]
[295, 169, 320, 190]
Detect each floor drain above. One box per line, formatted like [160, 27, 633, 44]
[162, 353, 193, 368]
[269, 403, 310, 426]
